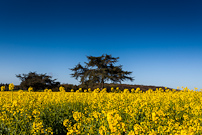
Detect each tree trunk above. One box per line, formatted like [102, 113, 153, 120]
[101, 79, 104, 89]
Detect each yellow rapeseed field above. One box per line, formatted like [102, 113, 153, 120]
[0, 85, 202, 135]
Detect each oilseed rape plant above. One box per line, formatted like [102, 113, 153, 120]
[1, 86, 5, 91]
[28, 86, 34, 92]
[0, 84, 202, 134]
[9, 83, 14, 91]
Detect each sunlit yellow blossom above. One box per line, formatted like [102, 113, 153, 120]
[88, 88, 92, 92]
[1, 85, 5, 91]
[59, 86, 65, 92]
[44, 88, 48, 92]
[73, 111, 84, 121]
[28, 86, 33, 92]
[123, 89, 130, 93]
[9, 83, 14, 91]
[63, 119, 70, 127]
[12, 100, 18, 107]
[99, 125, 107, 135]
[135, 87, 141, 93]
[128, 130, 135, 135]
[48, 89, 52, 92]
[194, 87, 198, 90]
[131, 88, 135, 93]
[71, 89, 74, 92]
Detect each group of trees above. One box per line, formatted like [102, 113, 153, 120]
[14, 54, 133, 91]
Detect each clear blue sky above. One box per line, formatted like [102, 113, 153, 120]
[0, 0, 202, 90]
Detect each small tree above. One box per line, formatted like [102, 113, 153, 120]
[16, 72, 60, 91]
[70, 54, 134, 89]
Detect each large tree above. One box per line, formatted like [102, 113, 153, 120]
[70, 54, 134, 89]
[16, 72, 60, 91]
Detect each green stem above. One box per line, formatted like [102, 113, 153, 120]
[11, 90, 13, 103]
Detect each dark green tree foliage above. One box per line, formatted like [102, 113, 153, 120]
[70, 54, 134, 89]
[16, 72, 60, 91]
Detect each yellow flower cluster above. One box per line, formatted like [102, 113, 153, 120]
[1, 86, 5, 91]
[107, 110, 126, 134]
[9, 83, 14, 91]
[0, 84, 202, 134]
[59, 86, 65, 92]
[28, 86, 33, 92]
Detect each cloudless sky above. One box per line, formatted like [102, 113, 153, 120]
[0, 0, 202, 90]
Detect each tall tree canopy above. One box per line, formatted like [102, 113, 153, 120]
[16, 72, 60, 91]
[70, 54, 134, 89]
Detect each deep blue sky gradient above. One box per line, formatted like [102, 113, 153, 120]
[0, 0, 202, 89]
